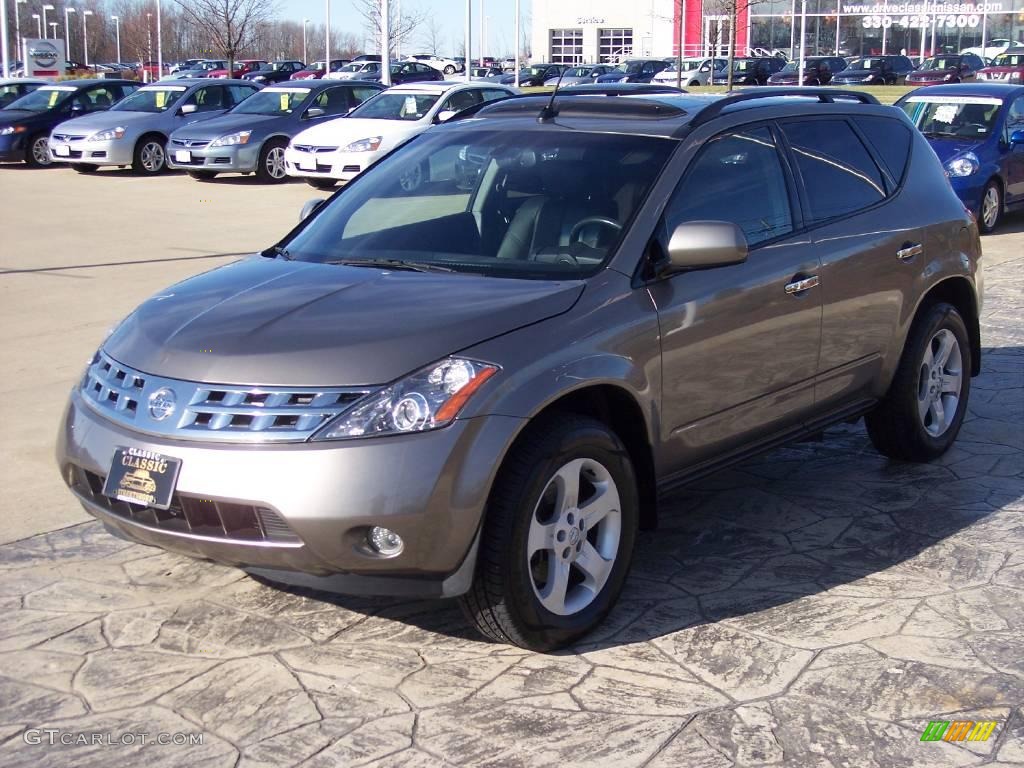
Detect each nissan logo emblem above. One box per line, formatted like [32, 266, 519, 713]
[30, 42, 58, 68]
[148, 388, 177, 421]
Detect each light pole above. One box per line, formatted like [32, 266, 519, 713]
[15, 0, 27, 65]
[32, 14, 41, 39]
[83, 9, 93, 68]
[146, 13, 152, 82]
[64, 7, 75, 60]
[1, 0, 8, 80]
[381, 0, 390, 85]
[111, 15, 121, 63]
[325, 0, 331, 70]
[464, 0, 471, 82]
[156, 0, 162, 80]
[797, 0, 807, 85]
[49, 22, 58, 42]
[514, 0, 519, 87]
[478, 0, 484, 66]
[302, 18, 310, 63]
[42, 5, 55, 39]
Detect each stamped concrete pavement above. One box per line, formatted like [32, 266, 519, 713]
[0, 170, 1022, 766]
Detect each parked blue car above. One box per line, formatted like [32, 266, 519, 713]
[896, 83, 1024, 232]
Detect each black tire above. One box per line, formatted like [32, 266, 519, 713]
[255, 140, 287, 183]
[865, 302, 971, 462]
[305, 178, 337, 190]
[459, 413, 639, 651]
[397, 160, 428, 192]
[131, 134, 167, 175]
[443, 65, 456, 75]
[978, 179, 1002, 234]
[25, 133, 52, 166]
[72, 163, 98, 174]
[187, 170, 218, 181]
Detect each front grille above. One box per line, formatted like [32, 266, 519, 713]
[171, 138, 211, 149]
[81, 350, 370, 442]
[292, 144, 339, 153]
[342, 165, 361, 173]
[53, 133, 87, 142]
[70, 465, 299, 544]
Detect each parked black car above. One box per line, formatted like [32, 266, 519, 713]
[729, 57, 787, 85]
[768, 56, 848, 86]
[596, 59, 671, 84]
[499, 64, 565, 86]
[0, 78, 46, 108]
[244, 61, 307, 84]
[832, 55, 917, 85]
[0, 79, 139, 166]
[360, 60, 445, 85]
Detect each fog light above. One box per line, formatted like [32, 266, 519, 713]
[367, 526, 403, 556]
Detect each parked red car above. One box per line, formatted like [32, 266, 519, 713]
[976, 51, 1024, 84]
[138, 61, 168, 80]
[207, 59, 267, 79]
[905, 53, 986, 86]
[290, 59, 349, 80]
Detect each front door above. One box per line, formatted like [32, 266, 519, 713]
[649, 124, 823, 474]
[704, 17, 731, 58]
[1004, 95, 1024, 203]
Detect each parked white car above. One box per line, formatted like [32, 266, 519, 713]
[651, 57, 728, 86]
[284, 81, 516, 189]
[404, 54, 463, 75]
[961, 39, 1016, 62]
[326, 61, 382, 81]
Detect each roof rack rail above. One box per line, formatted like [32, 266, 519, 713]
[687, 88, 879, 131]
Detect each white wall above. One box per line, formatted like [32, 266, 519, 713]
[531, 0, 677, 63]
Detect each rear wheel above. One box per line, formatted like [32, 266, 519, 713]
[305, 178, 337, 190]
[865, 302, 971, 462]
[444, 65, 457, 75]
[187, 170, 218, 181]
[255, 140, 287, 183]
[132, 135, 166, 175]
[72, 163, 98, 174]
[459, 414, 639, 651]
[979, 179, 1002, 234]
[26, 134, 52, 166]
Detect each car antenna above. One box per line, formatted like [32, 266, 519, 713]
[538, 68, 568, 123]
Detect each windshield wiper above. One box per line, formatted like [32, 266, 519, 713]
[263, 245, 293, 260]
[325, 258, 456, 273]
[922, 130, 960, 138]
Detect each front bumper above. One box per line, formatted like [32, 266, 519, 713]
[0, 133, 26, 162]
[284, 147, 382, 181]
[49, 136, 134, 166]
[949, 174, 988, 218]
[166, 142, 260, 173]
[57, 389, 525, 595]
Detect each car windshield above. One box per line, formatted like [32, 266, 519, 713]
[310, 61, 326, 70]
[111, 86, 186, 112]
[612, 62, 644, 74]
[732, 60, 758, 71]
[921, 56, 962, 70]
[5, 85, 75, 112]
[901, 97, 1002, 138]
[278, 130, 674, 280]
[993, 53, 1024, 66]
[857, 57, 886, 70]
[349, 92, 439, 120]
[564, 67, 592, 77]
[338, 63, 363, 72]
[524, 66, 550, 75]
[781, 60, 819, 73]
[230, 87, 309, 115]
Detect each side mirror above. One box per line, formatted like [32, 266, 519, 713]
[1010, 130, 1024, 147]
[662, 221, 748, 273]
[436, 109, 457, 123]
[180, 103, 197, 115]
[300, 198, 326, 222]
[69, 103, 85, 113]
[305, 107, 325, 119]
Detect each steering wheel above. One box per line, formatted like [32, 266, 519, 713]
[569, 216, 623, 245]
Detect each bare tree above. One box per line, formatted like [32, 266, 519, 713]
[170, 0, 280, 72]
[355, 0, 423, 56]
[418, 16, 443, 57]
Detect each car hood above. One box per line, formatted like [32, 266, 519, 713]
[596, 73, 630, 82]
[171, 113, 282, 140]
[53, 111, 163, 132]
[834, 69, 880, 78]
[981, 66, 1024, 73]
[908, 69, 954, 79]
[292, 116, 423, 145]
[104, 257, 585, 386]
[925, 136, 987, 164]
[0, 109, 47, 126]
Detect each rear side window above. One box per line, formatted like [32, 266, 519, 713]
[852, 115, 912, 185]
[665, 125, 793, 247]
[781, 119, 886, 224]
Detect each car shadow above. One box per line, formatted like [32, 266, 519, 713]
[253, 343, 1023, 651]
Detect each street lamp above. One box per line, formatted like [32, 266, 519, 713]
[15, 0, 27, 63]
[83, 10, 93, 68]
[111, 15, 121, 64]
[302, 18, 310, 63]
[156, 0, 162, 81]
[32, 14, 41, 39]
[64, 7, 75, 60]
[146, 13, 152, 82]
[42, 5, 55, 39]
[325, 0, 331, 71]
[49, 22, 58, 42]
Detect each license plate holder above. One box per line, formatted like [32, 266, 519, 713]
[54, 144, 70, 157]
[102, 447, 182, 510]
[297, 156, 315, 171]
[174, 149, 192, 163]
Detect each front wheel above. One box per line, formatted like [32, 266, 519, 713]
[459, 414, 639, 651]
[444, 65, 456, 75]
[865, 302, 971, 462]
[132, 136, 166, 175]
[255, 141, 287, 183]
[25, 134, 52, 166]
[978, 180, 1002, 234]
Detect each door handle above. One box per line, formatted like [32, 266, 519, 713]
[785, 275, 820, 295]
[898, 243, 923, 261]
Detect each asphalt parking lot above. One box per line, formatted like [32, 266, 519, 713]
[1, 166, 1022, 766]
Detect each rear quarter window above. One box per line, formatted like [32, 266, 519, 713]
[852, 115, 912, 186]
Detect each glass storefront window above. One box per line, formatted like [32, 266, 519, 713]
[550, 29, 583, 64]
[600, 29, 634, 63]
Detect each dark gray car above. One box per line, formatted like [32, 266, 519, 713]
[166, 80, 385, 182]
[57, 89, 982, 651]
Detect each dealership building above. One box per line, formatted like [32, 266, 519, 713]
[531, 0, 1024, 63]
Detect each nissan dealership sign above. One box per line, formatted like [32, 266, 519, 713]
[23, 39, 66, 79]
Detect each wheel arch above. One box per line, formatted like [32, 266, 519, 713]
[136, 130, 168, 149]
[914, 276, 982, 376]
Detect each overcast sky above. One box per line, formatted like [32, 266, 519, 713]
[285, 0, 532, 58]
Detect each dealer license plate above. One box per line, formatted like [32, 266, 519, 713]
[53, 144, 70, 157]
[102, 447, 182, 510]
[298, 156, 315, 171]
[174, 150, 192, 163]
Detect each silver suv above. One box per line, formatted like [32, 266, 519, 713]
[57, 90, 983, 650]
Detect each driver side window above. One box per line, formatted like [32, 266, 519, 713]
[1005, 96, 1024, 144]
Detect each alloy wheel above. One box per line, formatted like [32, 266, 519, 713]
[981, 185, 1000, 231]
[917, 328, 963, 437]
[527, 457, 621, 616]
[266, 146, 286, 179]
[140, 141, 165, 173]
[32, 136, 51, 165]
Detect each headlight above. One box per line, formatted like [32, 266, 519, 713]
[313, 358, 499, 441]
[252, 75, 266, 81]
[89, 127, 126, 142]
[209, 130, 251, 147]
[862, 75, 876, 82]
[943, 73, 956, 81]
[342, 136, 382, 152]
[618, 76, 630, 83]
[946, 152, 980, 178]
[0, 125, 26, 135]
